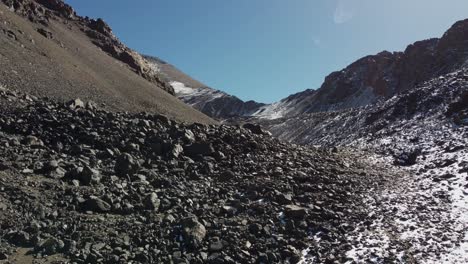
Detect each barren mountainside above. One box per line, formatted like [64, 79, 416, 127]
[0, 0, 215, 124]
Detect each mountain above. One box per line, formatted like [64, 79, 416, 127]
[145, 56, 265, 119]
[0, 0, 214, 124]
[276, 18, 468, 116]
[146, 19, 468, 123]
[255, 19, 468, 144]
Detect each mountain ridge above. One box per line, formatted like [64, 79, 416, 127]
[149, 18, 468, 123]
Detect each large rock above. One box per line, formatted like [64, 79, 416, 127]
[394, 149, 421, 166]
[182, 217, 206, 248]
[284, 205, 308, 220]
[80, 166, 101, 185]
[83, 196, 111, 213]
[67, 98, 85, 110]
[36, 0, 76, 18]
[114, 153, 140, 177]
[36, 237, 65, 255]
[88, 18, 113, 37]
[243, 123, 266, 135]
[184, 142, 215, 157]
[22, 135, 43, 147]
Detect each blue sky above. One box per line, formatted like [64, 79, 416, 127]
[66, 0, 468, 103]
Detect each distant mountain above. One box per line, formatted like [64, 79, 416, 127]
[144, 55, 265, 119]
[0, 0, 214, 124]
[279, 19, 468, 116]
[144, 19, 468, 125]
[256, 18, 468, 144]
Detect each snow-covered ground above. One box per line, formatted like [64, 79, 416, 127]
[297, 68, 468, 263]
[345, 151, 467, 263]
[169, 81, 227, 102]
[252, 100, 297, 120]
[170, 81, 194, 95]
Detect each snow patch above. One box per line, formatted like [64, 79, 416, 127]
[170, 81, 195, 95]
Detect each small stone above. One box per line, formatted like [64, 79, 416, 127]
[184, 142, 215, 157]
[23, 135, 43, 146]
[46, 160, 59, 169]
[249, 223, 262, 234]
[284, 205, 308, 219]
[276, 192, 293, 205]
[183, 130, 196, 142]
[68, 98, 85, 109]
[37, 237, 64, 255]
[171, 144, 184, 158]
[49, 167, 66, 179]
[209, 238, 224, 252]
[144, 192, 160, 211]
[37, 28, 53, 39]
[164, 214, 176, 224]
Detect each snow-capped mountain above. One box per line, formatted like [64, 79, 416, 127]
[144, 56, 265, 119]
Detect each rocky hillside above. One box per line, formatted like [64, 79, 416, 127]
[0, 81, 466, 263]
[262, 67, 468, 146]
[265, 67, 468, 263]
[0, 0, 214, 124]
[0, 87, 396, 263]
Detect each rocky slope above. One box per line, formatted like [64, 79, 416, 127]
[0, 87, 395, 263]
[268, 67, 468, 263]
[0, 0, 214, 124]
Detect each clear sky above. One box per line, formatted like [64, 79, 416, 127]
[65, 0, 468, 103]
